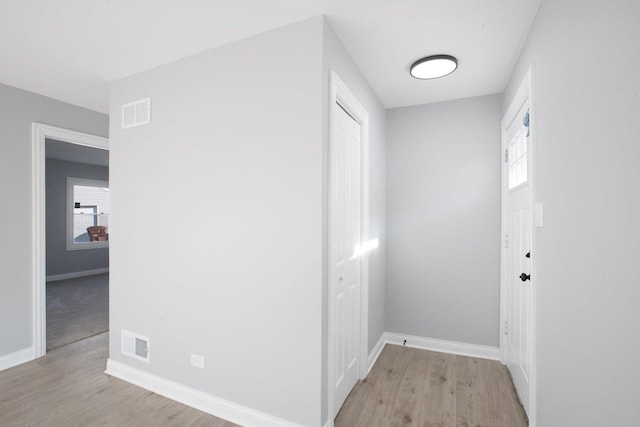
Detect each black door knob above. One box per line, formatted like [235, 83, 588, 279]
[520, 273, 530, 282]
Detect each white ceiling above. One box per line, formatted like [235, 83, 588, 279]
[0, 0, 540, 113]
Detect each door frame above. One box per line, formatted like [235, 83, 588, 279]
[327, 70, 370, 420]
[31, 123, 109, 358]
[499, 66, 537, 426]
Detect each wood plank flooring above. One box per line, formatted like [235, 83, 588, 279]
[335, 344, 528, 427]
[0, 334, 526, 426]
[0, 333, 235, 426]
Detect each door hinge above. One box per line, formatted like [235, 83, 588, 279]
[504, 320, 509, 335]
[504, 233, 510, 249]
[504, 148, 509, 163]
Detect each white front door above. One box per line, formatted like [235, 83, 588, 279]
[503, 98, 533, 413]
[330, 101, 362, 416]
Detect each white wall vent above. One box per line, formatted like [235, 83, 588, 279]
[121, 330, 150, 363]
[122, 98, 151, 129]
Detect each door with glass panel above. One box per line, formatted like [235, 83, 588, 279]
[503, 98, 533, 413]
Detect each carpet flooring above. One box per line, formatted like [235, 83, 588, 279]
[46, 273, 109, 350]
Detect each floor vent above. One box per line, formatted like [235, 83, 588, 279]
[122, 98, 151, 129]
[121, 330, 150, 363]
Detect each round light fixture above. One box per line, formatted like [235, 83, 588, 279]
[410, 55, 458, 79]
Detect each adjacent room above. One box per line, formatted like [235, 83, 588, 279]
[45, 138, 110, 350]
[0, 1, 639, 427]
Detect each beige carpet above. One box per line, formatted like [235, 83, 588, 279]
[46, 273, 109, 350]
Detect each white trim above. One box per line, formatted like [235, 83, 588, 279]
[529, 65, 538, 427]
[0, 346, 35, 372]
[46, 267, 109, 282]
[385, 333, 500, 361]
[31, 123, 109, 358]
[327, 70, 371, 419]
[105, 359, 302, 427]
[502, 77, 530, 131]
[367, 334, 386, 373]
[500, 66, 537, 426]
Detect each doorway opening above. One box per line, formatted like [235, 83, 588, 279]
[45, 139, 109, 350]
[32, 124, 109, 357]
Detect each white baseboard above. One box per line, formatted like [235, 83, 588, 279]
[105, 334, 497, 427]
[105, 359, 302, 427]
[384, 332, 500, 361]
[47, 267, 109, 282]
[367, 334, 386, 374]
[0, 346, 35, 372]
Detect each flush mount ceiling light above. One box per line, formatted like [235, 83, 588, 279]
[410, 55, 458, 79]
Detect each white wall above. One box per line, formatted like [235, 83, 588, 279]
[109, 18, 325, 426]
[386, 95, 502, 347]
[504, 0, 640, 425]
[0, 83, 108, 359]
[321, 20, 387, 425]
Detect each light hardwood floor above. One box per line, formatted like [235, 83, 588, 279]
[0, 333, 234, 426]
[335, 344, 528, 427]
[0, 334, 527, 426]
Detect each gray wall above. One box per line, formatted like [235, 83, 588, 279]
[0, 82, 108, 358]
[45, 158, 109, 277]
[386, 95, 502, 347]
[321, 20, 387, 425]
[504, 0, 640, 425]
[109, 18, 324, 426]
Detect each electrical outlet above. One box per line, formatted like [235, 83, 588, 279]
[190, 354, 205, 369]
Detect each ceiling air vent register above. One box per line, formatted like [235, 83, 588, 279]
[122, 98, 151, 129]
